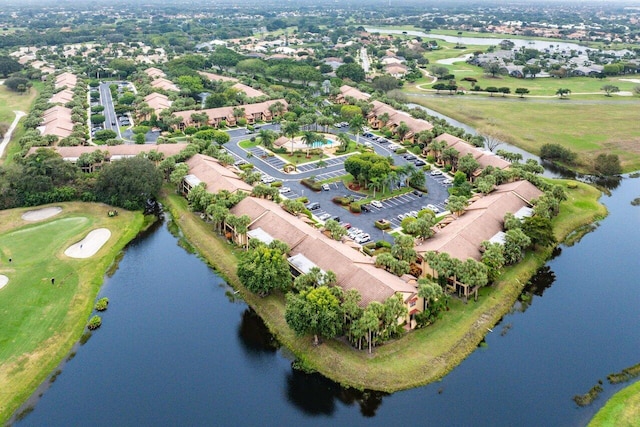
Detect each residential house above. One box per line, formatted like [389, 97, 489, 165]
[49, 89, 75, 105]
[384, 63, 409, 78]
[145, 67, 166, 79]
[54, 72, 77, 90]
[427, 133, 511, 178]
[415, 180, 542, 299]
[182, 154, 253, 196]
[228, 196, 423, 328]
[143, 93, 172, 119]
[172, 99, 287, 130]
[150, 77, 180, 92]
[39, 105, 74, 139]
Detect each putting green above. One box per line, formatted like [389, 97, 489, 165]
[0, 203, 145, 423]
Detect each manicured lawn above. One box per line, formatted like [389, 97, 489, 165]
[589, 380, 640, 427]
[406, 94, 640, 172]
[164, 179, 605, 392]
[0, 203, 144, 423]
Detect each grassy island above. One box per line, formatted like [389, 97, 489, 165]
[589, 380, 640, 427]
[162, 179, 605, 392]
[0, 203, 146, 424]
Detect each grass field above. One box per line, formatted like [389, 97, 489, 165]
[163, 179, 605, 392]
[589, 380, 640, 427]
[0, 83, 40, 125]
[406, 94, 640, 172]
[411, 56, 640, 97]
[0, 203, 145, 423]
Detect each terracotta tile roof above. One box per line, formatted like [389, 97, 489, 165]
[185, 154, 253, 194]
[40, 106, 74, 138]
[144, 93, 172, 114]
[415, 180, 543, 262]
[338, 85, 371, 101]
[199, 71, 238, 83]
[150, 77, 179, 92]
[232, 83, 265, 98]
[49, 89, 75, 105]
[434, 133, 511, 170]
[54, 72, 77, 89]
[230, 196, 417, 306]
[145, 67, 166, 78]
[173, 99, 287, 126]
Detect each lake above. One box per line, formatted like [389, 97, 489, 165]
[11, 180, 640, 426]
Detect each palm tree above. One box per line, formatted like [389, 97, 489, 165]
[429, 140, 447, 164]
[396, 121, 411, 142]
[348, 115, 364, 144]
[282, 121, 300, 154]
[258, 129, 276, 149]
[336, 132, 351, 152]
[301, 131, 320, 157]
[378, 112, 390, 129]
[370, 176, 382, 197]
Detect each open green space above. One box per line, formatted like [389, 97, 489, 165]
[406, 94, 640, 172]
[589, 380, 640, 427]
[0, 203, 145, 423]
[0, 83, 40, 125]
[163, 179, 605, 392]
[411, 57, 640, 97]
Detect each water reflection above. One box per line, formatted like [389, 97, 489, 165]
[238, 308, 279, 356]
[515, 261, 559, 313]
[286, 369, 387, 417]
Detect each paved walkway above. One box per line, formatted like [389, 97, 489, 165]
[0, 110, 26, 160]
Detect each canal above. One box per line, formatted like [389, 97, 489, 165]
[12, 173, 640, 426]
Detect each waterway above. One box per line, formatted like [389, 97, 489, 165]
[365, 28, 618, 53]
[12, 173, 640, 426]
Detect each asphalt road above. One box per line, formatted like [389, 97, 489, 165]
[224, 125, 452, 244]
[98, 82, 122, 139]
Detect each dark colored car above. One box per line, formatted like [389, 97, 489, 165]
[360, 204, 371, 212]
[306, 202, 320, 210]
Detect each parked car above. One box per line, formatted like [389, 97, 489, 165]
[318, 213, 332, 221]
[430, 170, 442, 176]
[360, 204, 371, 212]
[415, 160, 426, 166]
[321, 183, 330, 191]
[261, 176, 275, 183]
[412, 190, 423, 197]
[339, 222, 352, 229]
[306, 202, 320, 210]
[355, 234, 370, 244]
[397, 213, 406, 221]
[371, 200, 383, 209]
[408, 210, 418, 218]
[426, 204, 440, 213]
[278, 187, 291, 194]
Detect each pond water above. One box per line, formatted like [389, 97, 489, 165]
[365, 28, 621, 53]
[12, 175, 640, 426]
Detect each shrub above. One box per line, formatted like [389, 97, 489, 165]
[426, 155, 436, 163]
[87, 315, 102, 330]
[332, 196, 351, 206]
[375, 219, 392, 230]
[270, 181, 282, 188]
[95, 297, 109, 311]
[376, 240, 392, 249]
[395, 148, 407, 154]
[239, 163, 254, 171]
[301, 178, 322, 191]
[296, 196, 309, 203]
[350, 202, 361, 213]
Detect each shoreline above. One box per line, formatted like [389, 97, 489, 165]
[0, 203, 147, 424]
[162, 179, 606, 392]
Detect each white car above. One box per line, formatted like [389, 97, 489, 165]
[371, 200, 383, 209]
[355, 234, 370, 244]
[261, 176, 275, 183]
[408, 210, 418, 218]
[430, 170, 442, 176]
[318, 213, 332, 221]
[321, 183, 330, 191]
[397, 213, 406, 221]
[278, 187, 291, 194]
[426, 204, 440, 213]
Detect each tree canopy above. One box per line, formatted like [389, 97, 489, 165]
[94, 157, 163, 210]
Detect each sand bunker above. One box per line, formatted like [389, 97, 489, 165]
[22, 207, 62, 222]
[64, 228, 112, 259]
[0, 275, 8, 290]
